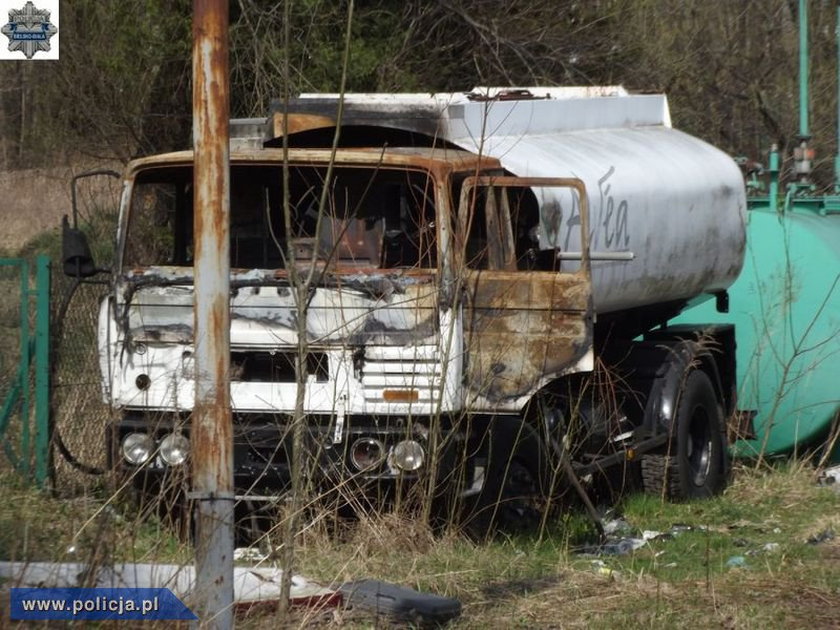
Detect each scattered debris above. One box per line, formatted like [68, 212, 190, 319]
[577, 537, 647, 556]
[602, 518, 633, 537]
[233, 547, 269, 563]
[806, 529, 836, 545]
[746, 542, 781, 556]
[762, 542, 781, 554]
[725, 555, 749, 569]
[578, 516, 792, 568]
[590, 560, 619, 578]
[339, 579, 461, 627]
[576, 522, 703, 557]
[817, 465, 840, 490]
[670, 524, 699, 535]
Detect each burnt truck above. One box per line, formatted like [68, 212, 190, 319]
[68, 86, 746, 530]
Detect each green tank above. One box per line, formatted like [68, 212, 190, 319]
[676, 0, 840, 461]
[674, 197, 839, 461]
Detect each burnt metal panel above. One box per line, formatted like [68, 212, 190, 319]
[457, 177, 593, 404]
[463, 270, 591, 402]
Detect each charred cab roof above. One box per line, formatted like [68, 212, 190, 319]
[125, 147, 501, 179]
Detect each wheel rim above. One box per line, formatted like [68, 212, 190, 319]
[687, 404, 713, 487]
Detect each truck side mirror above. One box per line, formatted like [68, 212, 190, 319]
[62, 215, 97, 278]
[62, 168, 121, 278]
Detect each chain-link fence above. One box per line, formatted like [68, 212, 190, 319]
[50, 272, 113, 493]
[47, 169, 122, 494]
[0, 262, 26, 478]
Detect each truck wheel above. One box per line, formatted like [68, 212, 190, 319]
[641, 369, 729, 500]
[462, 419, 549, 539]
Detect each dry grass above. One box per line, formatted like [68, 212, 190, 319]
[0, 168, 73, 253]
[0, 462, 838, 628]
[0, 164, 121, 255]
[282, 462, 839, 629]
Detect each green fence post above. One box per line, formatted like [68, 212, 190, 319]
[34, 255, 50, 488]
[19, 259, 30, 478]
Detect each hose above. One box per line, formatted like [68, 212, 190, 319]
[50, 276, 106, 476]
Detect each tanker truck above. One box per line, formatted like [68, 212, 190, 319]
[65, 86, 746, 532]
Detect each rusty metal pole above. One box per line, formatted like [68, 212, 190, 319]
[192, 0, 233, 627]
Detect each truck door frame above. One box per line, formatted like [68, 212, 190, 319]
[456, 176, 594, 410]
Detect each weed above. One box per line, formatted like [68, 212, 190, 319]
[1, 459, 838, 628]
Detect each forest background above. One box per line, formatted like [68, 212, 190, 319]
[2, 5, 839, 628]
[1, 0, 838, 203]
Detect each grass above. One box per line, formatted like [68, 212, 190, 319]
[6, 462, 833, 628]
[279, 462, 839, 628]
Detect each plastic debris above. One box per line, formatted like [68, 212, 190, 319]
[807, 529, 836, 545]
[339, 579, 461, 626]
[233, 547, 269, 563]
[670, 524, 693, 535]
[817, 464, 840, 488]
[589, 560, 619, 578]
[578, 538, 647, 556]
[576, 521, 709, 557]
[746, 542, 781, 556]
[725, 555, 749, 569]
[602, 518, 633, 536]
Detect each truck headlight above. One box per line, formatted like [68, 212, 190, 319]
[121, 433, 154, 465]
[391, 440, 425, 472]
[350, 438, 385, 470]
[160, 433, 190, 466]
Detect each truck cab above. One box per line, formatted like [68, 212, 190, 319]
[102, 144, 592, 520]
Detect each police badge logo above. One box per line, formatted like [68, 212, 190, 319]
[1, 1, 58, 59]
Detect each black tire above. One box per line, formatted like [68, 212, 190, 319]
[641, 369, 729, 500]
[461, 419, 550, 539]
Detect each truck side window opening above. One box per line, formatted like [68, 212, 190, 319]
[230, 170, 279, 268]
[508, 187, 545, 270]
[460, 184, 541, 271]
[460, 187, 489, 269]
[125, 165, 438, 271]
[125, 176, 185, 267]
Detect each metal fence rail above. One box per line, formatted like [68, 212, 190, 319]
[0, 255, 50, 487]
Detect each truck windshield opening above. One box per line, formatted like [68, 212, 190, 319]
[124, 164, 438, 271]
